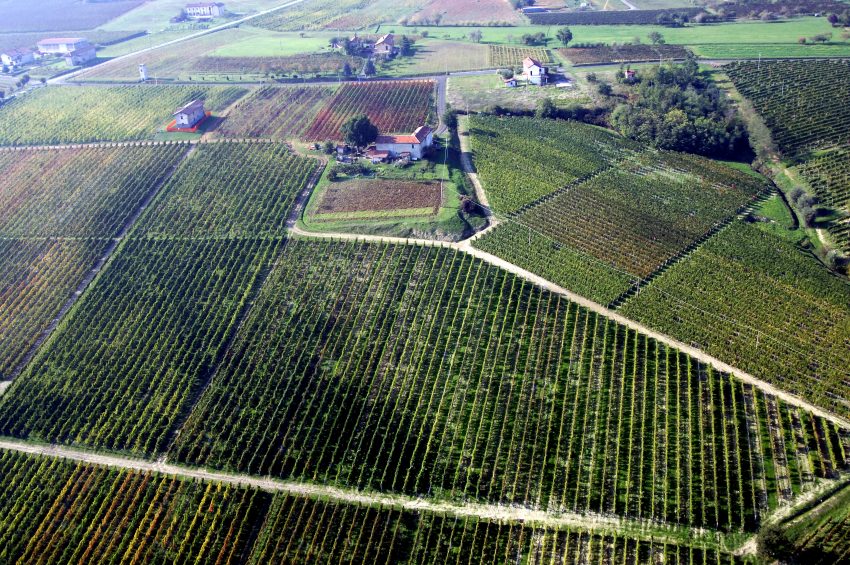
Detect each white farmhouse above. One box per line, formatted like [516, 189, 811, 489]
[375, 126, 434, 160]
[37, 37, 91, 55]
[173, 99, 207, 128]
[185, 2, 225, 18]
[373, 33, 395, 56]
[1, 48, 35, 69]
[522, 57, 548, 86]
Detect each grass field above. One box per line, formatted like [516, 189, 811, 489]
[385, 39, 490, 75]
[448, 74, 590, 112]
[0, 85, 247, 145]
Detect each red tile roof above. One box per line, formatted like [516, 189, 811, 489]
[376, 126, 432, 145]
[523, 57, 544, 68]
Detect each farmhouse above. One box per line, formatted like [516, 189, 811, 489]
[185, 2, 225, 18]
[37, 37, 92, 56]
[1, 48, 35, 68]
[373, 33, 395, 56]
[173, 99, 207, 128]
[522, 57, 548, 86]
[375, 126, 433, 160]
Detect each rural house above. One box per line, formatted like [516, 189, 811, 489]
[1, 48, 35, 69]
[375, 126, 434, 160]
[373, 33, 395, 56]
[173, 99, 207, 128]
[522, 57, 548, 86]
[37, 37, 91, 56]
[185, 2, 226, 18]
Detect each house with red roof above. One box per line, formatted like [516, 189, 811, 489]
[522, 57, 548, 86]
[375, 126, 434, 160]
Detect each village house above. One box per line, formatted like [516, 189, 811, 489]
[375, 126, 433, 160]
[373, 33, 395, 56]
[185, 2, 226, 18]
[522, 57, 548, 86]
[1, 48, 35, 69]
[173, 99, 207, 128]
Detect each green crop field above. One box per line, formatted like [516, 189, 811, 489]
[172, 239, 847, 531]
[470, 116, 768, 304]
[0, 145, 186, 379]
[621, 221, 850, 420]
[0, 85, 247, 145]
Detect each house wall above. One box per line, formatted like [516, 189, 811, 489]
[186, 4, 224, 17]
[376, 142, 423, 159]
[39, 41, 89, 55]
[176, 107, 205, 127]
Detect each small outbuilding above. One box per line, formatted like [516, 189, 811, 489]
[170, 99, 208, 131]
[375, 126, 433, 160]
[185, 2, 225, 18]
[504, 77, 518, 88]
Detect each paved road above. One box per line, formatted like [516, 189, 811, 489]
[52, 0, 313, 85]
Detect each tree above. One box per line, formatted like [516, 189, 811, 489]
[469, 29, 483, 43]
[499, 68, 514, 79]
[364, 59, 376, 76]
[322, 140, 336, 154]
[556, 27, 573, 47]
[341, 114, 378, 149]
[798, 37, 808, 44]
[342, 62, 353, 77]
[827, 13, 838, 25]
[535, 98, 557, 119]
[443, 108, 458, 130]
[597, 82, 613, 96]
[648, 31, 665, 45]
[756, 524, 796, 563]
[401, 35, 413, 56]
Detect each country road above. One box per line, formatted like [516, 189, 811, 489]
[0, 437, 734, 550]
[51, 0, 313, 85]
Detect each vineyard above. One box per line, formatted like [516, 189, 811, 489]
[528, 8, 703, 25]
[0, 85, 247, 145]
[488, 46, 552, 68]
[172, 240, 848, 532]
[796, 147, 850, 251]
[192, 53, 363, 77]
[470, 116, 768, 303]
[312, 179, 442, 221]
[621, 221, 850, 420]
[134, 142, 319, 238]
[408, 0, 523, 25]
[780, 484, 850, 563]
[216, 86, 336, 140]
[725, 60, 850, 158]
[560, 44, 691, 65]
[0, 145, 186, 380]
[468, 115, 638, 213]
[0, 146, 186, 237]
[252, 0, 421, 30]
[0, 448, 745, 564]
[303, 80, 434, 141]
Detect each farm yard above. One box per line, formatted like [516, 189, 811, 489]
[0, 85, 247, 145]
[303, 80, 434, 141]
[1, 0, 850, 560]
[311, 179, 443, 221]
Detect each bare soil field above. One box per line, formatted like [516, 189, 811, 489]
[407, 0, 522, 25]
[313, 179, 442, 219]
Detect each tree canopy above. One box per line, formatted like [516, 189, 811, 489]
[341, 114, 379, 148]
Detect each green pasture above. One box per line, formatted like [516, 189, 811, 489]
[210, 29, 339, 57]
